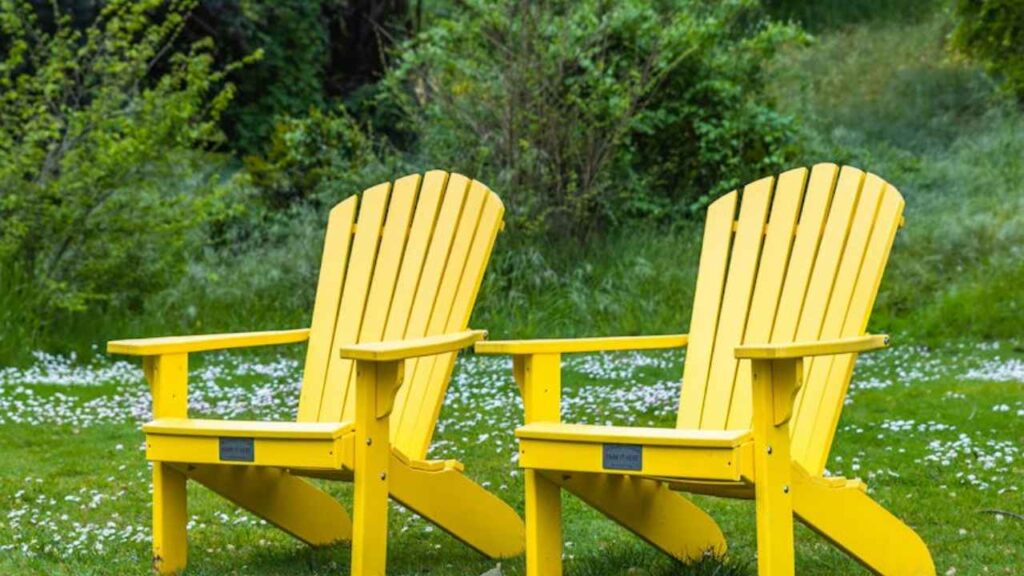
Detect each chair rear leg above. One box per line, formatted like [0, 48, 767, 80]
[153, 463, 188, 575]
[387, 454, 525, 558]
[551, 471, 726, 561]
[792, 464, 935, 575]
[525, 469, 563, 576]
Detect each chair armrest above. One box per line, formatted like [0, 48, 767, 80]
[107, 328, 310, 356]
[474, 334, 687, 356]
[734, 334, 889, 360]
[338, 330, 488, 362]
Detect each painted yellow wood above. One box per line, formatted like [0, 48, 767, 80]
[700, 176, 774, 429]
[146, 433, 350, 470]
[791, 174, 884, 461]
[337, 329, 486, 362]
[515, 347, 565, 576]
[298, 197, 358, 422]
[786, 167, 864, 422]
[152, 463, 187, 575]
[108, 328, 310, 356]
[525, 470, 563, 576]
[475, 333, 687, 355]
[515, 353, 562, 423]
[677, 191, 737, 427]
[351, 359, 400, 576]
[388, 452, 525, 558]
[377, 174, 469, 431]
[381, 171, 449, 344]
[144, 418, 352, 439]
[750, 358, 796, 576]
[108, 173, 523, 574]
[489, 166, 930, 575]
[798, 183, 905, 474]
[546, 472, 726, 560]
[402, 189, 506, 457]
[517, 435, 750, 482]
[727, 167, 808, 429]
[145, 351, 189, 575]
[143, 353, 189, 419]
[319, 182, 392, 422]
[735, 334, 889, 360]
[768, 164, 839, 345]
[517, 422, 750, 447]
[181, 464, 352, 546]
[394, 181, 487, 450]
[792, 464, 935, 575]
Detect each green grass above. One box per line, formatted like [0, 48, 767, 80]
[1, 343, 1021, 574]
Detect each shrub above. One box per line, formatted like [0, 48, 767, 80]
[379, 0, 805, 240]
[950, 0, 1024, 102]
[0, 0, 247, 328]
[242, 106, 406, 211]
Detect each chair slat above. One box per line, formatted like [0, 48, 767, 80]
[383, 175, 470, 427]
[317, 182, 392, 421]
[799, 184, 903, 474]
[792, 174, 884, 462]
[382, 171, 450, 343]
[395, 182, 492, 457]
[769, 164, 840, 344]
[726, 168, 808, 429]
[699, 178, 774, 429]
[356, 175, 422, 345]
[297, 197, 358, 422]
[677, 192, 738, 428]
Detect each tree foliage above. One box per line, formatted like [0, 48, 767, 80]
[950, 0, 1024, 102]
[0, 0, 245, 320]
[379, 0, 804, 239]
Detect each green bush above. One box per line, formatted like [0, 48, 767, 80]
[950, 0, 1024, 102]
[243, 106, 406, 210]
[380, 0, 805, 239]
[0, 0, 246, 334]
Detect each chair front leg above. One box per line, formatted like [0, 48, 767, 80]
[145, 353, 190, 574]
[525, 470, 563, 576]
[351, 359, 402, 576]
[514, 353, 565, 576]
[751, 358, 799, 576]
[152, 463, 188, 574]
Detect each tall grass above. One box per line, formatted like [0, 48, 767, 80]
[767, 11, 1024, 340]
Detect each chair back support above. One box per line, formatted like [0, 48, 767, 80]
[296, 171, 505, 459]
[677, 164, 904, 474]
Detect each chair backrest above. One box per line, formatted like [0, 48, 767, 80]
[676, 164, 904, 475]
[296, 171, 505, 460]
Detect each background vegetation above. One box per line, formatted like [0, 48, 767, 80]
[0, 0, 1021, 363]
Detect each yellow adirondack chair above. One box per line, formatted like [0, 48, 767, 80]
[108, 171, 525, 575]
[475, 164, 935, 576]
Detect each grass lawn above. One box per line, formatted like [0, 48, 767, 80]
[1, 341, 1021, 575]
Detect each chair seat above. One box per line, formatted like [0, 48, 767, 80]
[516, 422, 751, 447]
[515, 423, 754, 482]
[144, 418, 353, 440]
[143, 418, 355, 470]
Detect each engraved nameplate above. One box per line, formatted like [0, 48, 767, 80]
[219, 437, 255, 462]
[602, 444, 642, 471]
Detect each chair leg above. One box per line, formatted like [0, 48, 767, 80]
[792, 464, 935, 575]
[351, 360, 396, 576]
[525, 469, 563, 576]
[152, 463, 188, 575]
[179, 463, 351, 546]
[750, 358, 797, 576]
[753, 462, 795, 576]
[550, 471, 726, 561]
[388, 454, 525, 558]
